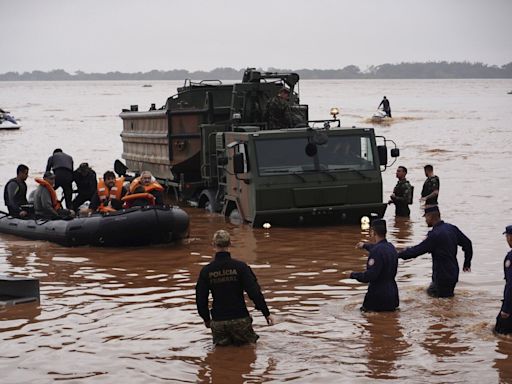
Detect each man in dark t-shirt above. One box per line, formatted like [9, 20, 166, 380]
[195, 230, 273, 345]
[420, 164, 440, 205]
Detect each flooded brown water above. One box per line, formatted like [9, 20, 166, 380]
[1, 79, 512, 382]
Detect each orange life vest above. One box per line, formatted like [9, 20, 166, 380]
[97, 177, 125, 201]
[129, 177, 164, 194]
[121, 192, 156, 208]
[35, 178, 62, 210]
[97, 177, 125, 213]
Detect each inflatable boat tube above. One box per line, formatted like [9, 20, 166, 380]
[0, 206, 189, 247]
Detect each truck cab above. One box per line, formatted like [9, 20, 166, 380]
[222, 125, 393, 226]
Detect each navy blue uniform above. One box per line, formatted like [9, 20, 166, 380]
[195, 252, 270, 322]
[495, 250, 512, 334]
[398, 221, 472, 297]
[350, 240, 399, 311]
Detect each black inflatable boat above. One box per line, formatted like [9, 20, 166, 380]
[0, 206, 189, 247]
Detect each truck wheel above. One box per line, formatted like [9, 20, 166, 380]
[228, 209, 242, 223]
[198, 190, 218, 213]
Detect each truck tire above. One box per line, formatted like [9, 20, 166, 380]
[198, 189, 219, 213]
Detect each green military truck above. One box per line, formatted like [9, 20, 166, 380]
[119, 69, 399, 227]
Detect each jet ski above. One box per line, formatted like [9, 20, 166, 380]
[371, 109, 389, 122]
[0, 109, 21, 130]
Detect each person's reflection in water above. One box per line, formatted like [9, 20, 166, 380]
[196, 345, 257, 384]
[363, 311, 409, 380]
[493, 338, 512, 383]
[421, 321, 470, 358]
[391, 216, 413, 248]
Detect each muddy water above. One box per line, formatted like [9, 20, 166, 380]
[1, 79, 512, 383]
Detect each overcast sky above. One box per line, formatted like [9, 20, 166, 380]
[2, 0, 511, 73]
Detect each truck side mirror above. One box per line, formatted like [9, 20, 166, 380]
[233, 153, 245, 174]
[377, 145, 388, 165]
[391, 148, 400, 158]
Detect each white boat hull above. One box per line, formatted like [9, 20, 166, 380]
[0, 120, 21, 130]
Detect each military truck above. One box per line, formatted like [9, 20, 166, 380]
[119, 69, 399, 227]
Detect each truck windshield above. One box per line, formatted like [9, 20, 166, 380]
[255, 135, 375, 176]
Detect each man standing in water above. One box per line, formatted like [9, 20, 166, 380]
[389, 166, 413, 217]
[378, 96, 392, 117]
[196, 230, 273, 346]
[495, 225, 512, 335]
[350, 219, 399, 311]
[398, 206, 473, 298]
[420, 164, 440, 206]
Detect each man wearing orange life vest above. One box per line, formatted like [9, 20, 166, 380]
[89, 171, 127, 213]
[33, 171, 75, 219]
[128, 170, 164, 206]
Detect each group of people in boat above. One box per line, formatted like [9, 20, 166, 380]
[3, 148, 165, 220]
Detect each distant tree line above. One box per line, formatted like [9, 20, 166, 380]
[1, 61, 511, 81]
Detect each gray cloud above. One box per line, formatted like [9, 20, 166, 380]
[2, 0, 511, 73]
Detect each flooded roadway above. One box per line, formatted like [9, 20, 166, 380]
[1, 79, 512, 382]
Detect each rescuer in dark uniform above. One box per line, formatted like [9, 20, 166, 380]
[378, 96, 392, 117]
[398, 206, 473, 298]
[72, 162, 97, 211]
[195, 230, 273, 346]
[3, 164, 30, 217]
[46, 148, 74, 209]
[389, 166, 413, 217]
[420, 164, 440, 206]
[495, 225, 512, 335]
[350, 219, 399, 311]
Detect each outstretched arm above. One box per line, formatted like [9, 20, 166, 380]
[399, 235, 434, 260]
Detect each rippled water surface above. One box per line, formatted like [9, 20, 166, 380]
[1, 79, 512, 383]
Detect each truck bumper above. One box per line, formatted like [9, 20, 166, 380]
[251, 203, 387, 227]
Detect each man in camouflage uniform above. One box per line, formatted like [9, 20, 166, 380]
[388, 165, 413, 217]
[265, 87, 294, 129]
[420, 164, 440, 205]
[196, 230, 273, 346]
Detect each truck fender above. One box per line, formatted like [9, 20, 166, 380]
[198, 189, 221, 213]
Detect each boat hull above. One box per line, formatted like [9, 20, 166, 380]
[0, 206, 189, 247]
[0, 121, 21, 130]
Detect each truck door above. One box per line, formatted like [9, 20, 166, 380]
[229, 142, 252, 222]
